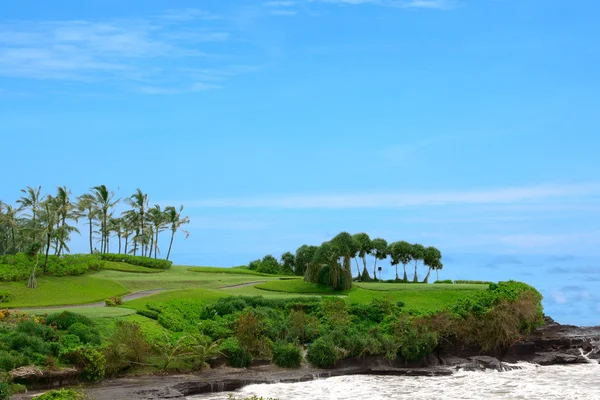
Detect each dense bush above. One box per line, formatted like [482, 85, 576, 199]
[454, 280, 494, 285]
[434, 280, 453, 284]
[0, 291, 12, 303]
[99, 253, 172, 270]
[0, 253, 105, 281]
[0, 381, 9, 400]
[219, 337, 252, 368]
[307, 337, 338, 368]
[67, 323, 101, 346]
[46, 311, 94, 330]
[151, 299, 215, 332]
[272, 342, 302, 368]
[136, 309, 159, 320]
[104, 321, 151, 376]
[61, 346, 106, 382]
[104, 296, 123, 307]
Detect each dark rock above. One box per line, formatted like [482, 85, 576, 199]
[530, 352, 589, 366]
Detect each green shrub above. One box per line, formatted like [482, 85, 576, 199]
[0, 381, 9, 400]
[67, 323, 101, 346]
[8, 383, 26, 395]
[287, 309, 319, 344]
[59, 334, 82, 352]
[219, 337, 252, 368]
[104, 321, 151, 376]
[99, 254, 172, 270]
[104, 296, 123, 307]
[16, 320, 58, 342]
[434, 280, 453, 284]
[136, 309, 159, 320]
[307, 337, 338, 368]
[198, 317, 234, 341]
[454, 280, 494, 285]
[34, 388, 85, 400]
[0, 350, 31, 371]
[0, 291, 12, 303]
[46, 311, 94, 330]
[61, 347, 105, 382]
[154, 299, 215, 332]
[7, 331, 50, 357]
[272, 342, 302, 368]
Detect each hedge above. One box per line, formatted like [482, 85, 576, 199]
[99, 254, 172, 270]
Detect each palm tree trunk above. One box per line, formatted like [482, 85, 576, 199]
[88, 218, 93, 254]
[43, 232, 51, 274]
[413, 262, 419, 283]
[124, 236, 129, 255]
[11, 227, 16, 253]
[422, 268, 431, 283]
[402, 264, 408, 282]
[166, 230, 175, 261]
[373, 258, 378, 280]
[155, 229, 159, 259]
[354, 257, 360, 279]
[395, 264, 399, 280]
[118, 234, 122, 254]
[361, 257, 370, 281]
[436, 269, 439, 281]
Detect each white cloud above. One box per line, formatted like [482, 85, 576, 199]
[0, 10, 251, 93]
[169, 183, 600, 209]
[551, 290, 568, 305]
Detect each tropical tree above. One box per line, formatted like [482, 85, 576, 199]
[331, 232, 358, 277]
[388, 241, 412, 282]
[295, 245, 317, 276]
[39, 196, 58, 273]
[1, 204, 21, 254]
[164, 205, 190, 261]
[54, 186, 79, 256]
[306, 241, 352, 291]
[422, 246, 443, 283]
[17, 186, 43, 225]
[411, 243, 426, 283]
[147, 205, 167, 259]
[370, 238, 388, 281]
[353, 233, 372, 281]
[127, 189, 148, 256]
[76, 194, 98, 254]
[122, 208, 140, 255]
[281, 251, 295, 275]
[91, 185, 119, 254]
[108, 217, 124, 254]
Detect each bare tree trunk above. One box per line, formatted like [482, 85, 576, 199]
[422, 268, 431, 283]
[27, 254, 39, 289]
[373, 258, 378, 280]
[155, 229, 159, 259]
[88, 218, 93, 254]
[43, 232, 51, 274]
[402, 264, 408, 282]
[413, 262, 419, 283]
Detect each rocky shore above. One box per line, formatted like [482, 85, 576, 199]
[14, 317, 600, 400]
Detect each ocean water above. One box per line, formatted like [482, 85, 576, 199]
[189, 364, 600, 400]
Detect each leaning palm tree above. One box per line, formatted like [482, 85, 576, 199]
[164, 205, 190, 261]
[91, 185, 119, 254]
[54, 186, 79, 256]
[126, 189, 148, 256]
[39, 196, 58, 273]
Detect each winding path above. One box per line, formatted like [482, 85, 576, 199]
[16, 289, 169, 310]
[218, 281, 266, 289]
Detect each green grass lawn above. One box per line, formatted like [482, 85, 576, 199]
[103, 261, 164, 274]
[24, 306, 136, 318]
[0, 276, 128, 308]
[255, 279, 344, 294]
[188, 266, 292, 277]
[123, 288, 229, 311]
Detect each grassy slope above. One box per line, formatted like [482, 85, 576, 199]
[103, 261, 164, 274]
[0, 276, 129, 308]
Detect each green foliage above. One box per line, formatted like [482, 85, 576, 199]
[198, 317, 234, 340]
[287, 309, 319, 344]
[453, 280, 494, 285]
[0, 253, 104, 282]
[104, 296, 123, 307]
[307, 337, 338, 368]
[189, 266, 279, 277]
[136, 309, 159, 320]
[0, 382, 9, 400]
[151, 299, 215, 332]
[46, 311, 94, 330]
[99, 254, 172, 270]
[104, 321, 151, 376]
[434, 280, 453, 284]
[272, 341, 302, 368]
[280, 252, 295, 275]
[61, 346, 106, 382]
[294, 245, 317, 276]
[0, 291, 12, 303]
[219, 337, 252, 368]
[34, 389, 84, 400]
[67, 323, 101, 346]
[235, 311, 272, 358]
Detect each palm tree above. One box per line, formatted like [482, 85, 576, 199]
[91, 185, 119, 254]
[411, 243, 425, 283]
[17, 186, 43, 224]
[108, 217, 123, 254]
[54, 186, 79, 256]
[370, 238, 388, 281]
[147, 205, 167, 259]
[39, 196, 58, 273]
[76, 194, 98, 254]
[164, 205, 190, 261]
[127, 189, 148, 256]
[122, 209, 140, 255]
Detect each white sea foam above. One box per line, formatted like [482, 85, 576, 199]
[189, 364, 600, 399]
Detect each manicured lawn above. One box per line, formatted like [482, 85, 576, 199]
[24, 306, 136, 318]
[255, 279, 344, 294]
[0, 275, 128, 308]
[123, 288, 228, 311]
[103, 261, 164, 274]
[355, 282, 488, 291]
[188, 266, 291, 277]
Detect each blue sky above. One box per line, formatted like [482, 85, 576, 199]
[1, 0, 599, 325]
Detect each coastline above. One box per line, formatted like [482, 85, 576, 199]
[13, 318, 600, 400]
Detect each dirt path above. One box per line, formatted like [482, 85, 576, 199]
[17, 289, 168, 310]
[219, 281, 266, 289]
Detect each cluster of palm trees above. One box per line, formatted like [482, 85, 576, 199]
[293, 232, 443, 290]
[0, 185, 190, 263]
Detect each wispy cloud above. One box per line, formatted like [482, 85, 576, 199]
[169, 183, 600, 209]
[263, 0, 458, 16]
[0, 10, 252, 93]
